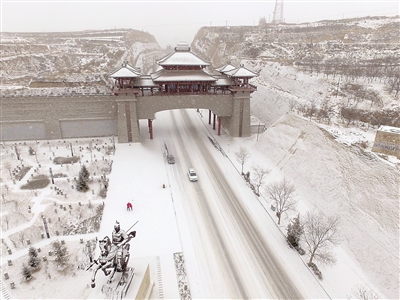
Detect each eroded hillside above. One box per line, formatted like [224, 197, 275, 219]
[1, 29, 165, 96]
[192, 16, 400, 130]
[192, 16, 399, 68]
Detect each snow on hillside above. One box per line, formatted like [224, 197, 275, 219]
[213, 112, 399, 299]
[0, 29, 164, 97]
[247, 60, 334, 126]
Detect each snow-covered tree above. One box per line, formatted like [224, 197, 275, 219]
[28, 246, 40, 269]
[235, 147, 249, 175]
[286, 214, 303, 249]
[21, 264, 32, 281]
[267, 178, 297, 224]
[52, 240, 70, 269]
[303, 211, 340, 265]
[252, 165, 270, 196]
[76, 164, 90, 192]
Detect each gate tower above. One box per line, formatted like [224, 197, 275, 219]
[109, 42, 258, 143]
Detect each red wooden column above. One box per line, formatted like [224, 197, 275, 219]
[213, 113, 216, 130]
[217, 117, 221, 136]
[208, 110, 212, 124]
[148, 119, 153, 139]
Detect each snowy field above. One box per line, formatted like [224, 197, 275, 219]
[1, 107, 398, 299]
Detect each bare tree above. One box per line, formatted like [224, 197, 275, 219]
[252, 165, 270, 196]
[350, 285, 381, 300]
[4, 161, 13, 179]
[303, 211, 340, 265]
[18, 231, 26, 247]
[3, 215, 10, 230]
[2, 184, 10, 202]
[306, 99, 317, 121]
[235, 147, 249, 175]
[387, 74, 400, 98]
[319, 98, 335, 124]
[266, 178, 297, 224]
[288, 99, 297, 112]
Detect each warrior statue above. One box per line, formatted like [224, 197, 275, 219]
[89, 221, 137, 288]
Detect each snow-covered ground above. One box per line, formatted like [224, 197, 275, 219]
[1, 107, 398, 299]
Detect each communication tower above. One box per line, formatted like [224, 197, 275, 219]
[272, 0, 284, 24]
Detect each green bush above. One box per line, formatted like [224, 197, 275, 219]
[53, 156, 80, 165]
[15, 166, 32, 181]
[53, 173, 68, 178]
[21, 174, 50, 190]
[308, 262, 323, 280]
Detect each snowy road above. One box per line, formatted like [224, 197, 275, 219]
[157, 109, 303, 299]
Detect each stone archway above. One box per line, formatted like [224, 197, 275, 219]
[116, 92, 252, 143]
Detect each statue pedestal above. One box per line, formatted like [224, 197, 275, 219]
[89, 257, 157, 299]
[101, 267, 135, 299]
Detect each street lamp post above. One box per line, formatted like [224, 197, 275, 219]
[42, 216, 50, 238]
[49, 167, 54, 184]
[70, 142, 74, 156]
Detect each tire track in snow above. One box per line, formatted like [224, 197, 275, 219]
[170, 110, 249, 298]
[180, 110, 303, 299]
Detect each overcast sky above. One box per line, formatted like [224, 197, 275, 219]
[1, 1, 399, 47]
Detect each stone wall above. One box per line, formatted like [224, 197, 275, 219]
[1, 95, 118, 141]
[1, 92, 252, 143]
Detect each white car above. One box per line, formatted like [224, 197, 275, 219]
[188, 168, 198, 182]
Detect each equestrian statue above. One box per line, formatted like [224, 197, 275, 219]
[89, 221, 137, 288]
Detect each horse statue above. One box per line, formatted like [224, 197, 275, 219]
[90, 222, 136, 288]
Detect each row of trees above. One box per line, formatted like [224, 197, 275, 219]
[296, 59, 399, 90]
[289, 94, 399, 129]
[21, 241, 70, 281]
[235, 146, 341, 276]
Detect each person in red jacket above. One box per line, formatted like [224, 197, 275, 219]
[126, 202, 133, 211]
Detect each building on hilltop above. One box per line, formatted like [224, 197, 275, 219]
[372, 125, 400, 159]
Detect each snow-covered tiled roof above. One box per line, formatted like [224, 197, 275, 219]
[211, 75, 235, 86]
[109, 62, 141, 78]
[224, 66, 258, 78]
[133, 75, 159, 87]
[215, 64, 236, 73]
[151, 69, 216, 82]
[156, 43, 210, 67]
